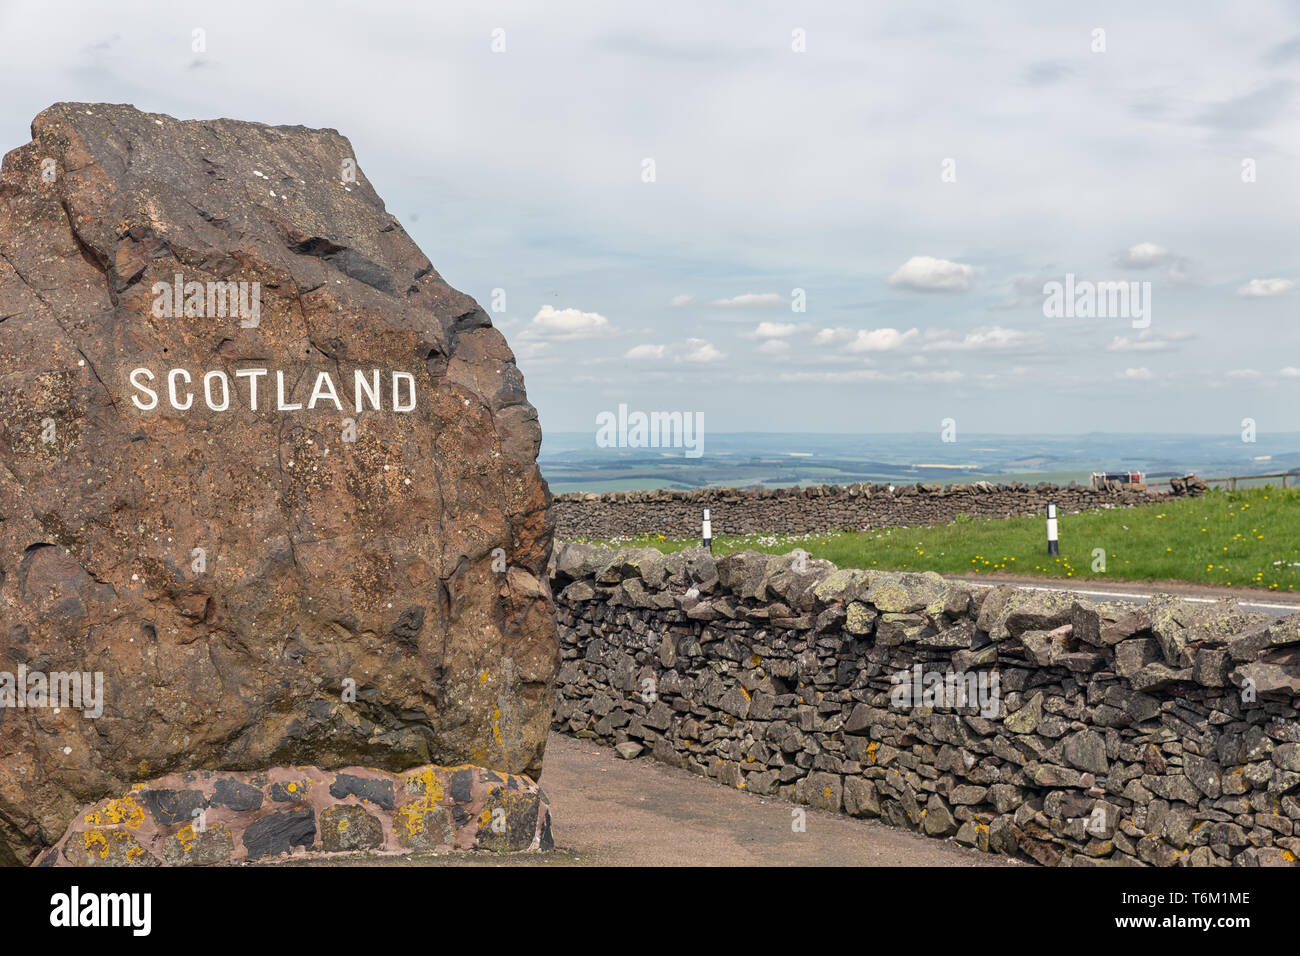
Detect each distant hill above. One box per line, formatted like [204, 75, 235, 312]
[539, 431, 1300, 494]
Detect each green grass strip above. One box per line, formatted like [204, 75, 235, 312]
[574, 487, 1300, 592]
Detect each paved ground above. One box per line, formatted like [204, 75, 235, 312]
[277, 734, 1012, 866]
[533, 734, 1010, 866]
[948, 573, 1300, 616]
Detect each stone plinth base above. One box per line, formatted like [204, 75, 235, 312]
[35, 764, 553, 866]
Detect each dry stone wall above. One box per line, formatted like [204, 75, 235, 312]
[549, 541, 1300, 867]
[553, 476, 1207, 539]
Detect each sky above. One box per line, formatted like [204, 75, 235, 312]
[1, 1, 1297, 438]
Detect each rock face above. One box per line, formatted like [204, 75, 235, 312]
[0, 103, 557, 864]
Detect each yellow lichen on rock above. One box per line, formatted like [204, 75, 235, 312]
[85, 794, 145, 830]
[83, 830, 109, 859]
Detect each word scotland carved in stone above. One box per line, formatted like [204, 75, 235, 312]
[0, 103, 558, 865]
[550, 543, 1300, 867]
[126, 366, 419, 413]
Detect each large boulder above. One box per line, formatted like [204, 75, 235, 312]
[0, 104, 557, 863]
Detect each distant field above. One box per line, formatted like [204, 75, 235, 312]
[538, 430, 1300, 494]
[547, 477, 695, 494]
[546, 469, 1103, 495]
[578, 487, 1300, 592]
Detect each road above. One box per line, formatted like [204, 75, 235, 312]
[947, 574, 1300, 617]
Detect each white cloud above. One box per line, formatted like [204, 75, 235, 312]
[521, 305, 611, 341]
[848, 328, 918, 351]
[914, 370, 964, 383]
[1226, 368, 1261, 378]
[1105, 330, 1193, 352]
[757, 339, 790, 355]
[776, 369, 964, 384]
[813, 328, 847, 346]
[683, 338, 725, 363]
[887, 256, 974, 293]
[669, 294, 694, 307]
[513, 341, 550, 361]
[751, 321, 802, 338]
[814, 327, 919, 352]
[923, 326, 1041, 351]
[625, 343, 666, 359]
[1237, 278, 1294, 297]
[1118, 367, 1154, 380]
[1118, 242, 1169, 268]
[712, 292, 787, 308]
[1282, 367, 1300, 377]
[1167, 257, 1193, 283]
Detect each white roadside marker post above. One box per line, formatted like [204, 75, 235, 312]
[702, 507, 712, 553]
[1047, 502, 1059, 556]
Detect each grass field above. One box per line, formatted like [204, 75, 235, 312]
[585, 487, 1300, 592]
